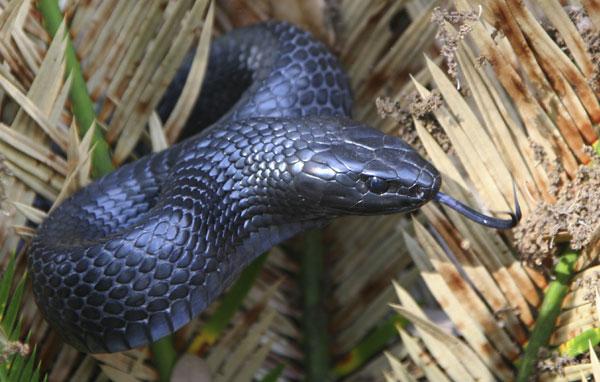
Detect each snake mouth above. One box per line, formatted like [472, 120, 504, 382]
[432, 187, 521, 229]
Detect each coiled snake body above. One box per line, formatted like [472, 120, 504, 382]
[29, 22, 518, 353]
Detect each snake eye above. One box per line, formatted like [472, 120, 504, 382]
[367, 177, 388, 194]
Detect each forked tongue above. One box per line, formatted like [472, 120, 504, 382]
[433, 189, 521, 230]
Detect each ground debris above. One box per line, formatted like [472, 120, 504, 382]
[515, 155, 600, 267]
[376, 91, 452, 156]
[431, 6, 480, 86]
[574, 271, 600, 303]
[0, 339, 29, 364]
[536, 348, 584, 377]
[407, 89, 443, 119]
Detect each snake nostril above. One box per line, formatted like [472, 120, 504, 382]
[411, 184, 426, 200]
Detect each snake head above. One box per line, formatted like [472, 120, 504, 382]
[291, 118, 441, 216]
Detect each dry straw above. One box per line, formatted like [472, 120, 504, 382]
[0, 0, 599, 381]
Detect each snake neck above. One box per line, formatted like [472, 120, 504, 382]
[172, 118, 333, 265]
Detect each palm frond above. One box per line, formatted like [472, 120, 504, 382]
[0, 0, 599, 381]
[0, 253, 41, 382]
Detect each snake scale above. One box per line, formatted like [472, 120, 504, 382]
[28, 21, 519, 353]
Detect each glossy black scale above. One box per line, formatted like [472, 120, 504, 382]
[29, 21, 446, 353]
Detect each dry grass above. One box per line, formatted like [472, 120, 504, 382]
[0, 0, 599, 381]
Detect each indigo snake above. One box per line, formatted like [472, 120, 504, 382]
[28, 21, 520, 353]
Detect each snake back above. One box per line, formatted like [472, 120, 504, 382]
[28, 21, 441, 353]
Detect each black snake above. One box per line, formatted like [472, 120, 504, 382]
[28, 21, 519, 353]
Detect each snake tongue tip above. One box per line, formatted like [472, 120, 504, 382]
[513, 183, 522, 223]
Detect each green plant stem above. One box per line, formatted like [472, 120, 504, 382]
[188, 253, 269, 354]
[259, 364, 285, 382]
[333, 314, 408, 377]
[37, 0, 113, 178]
[301, 230, 330, 381]
[38, 1, 175, 379]
[516, 249, 579, 382]
[150, 336, 177, 382]
[559, 328, 600, 357]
